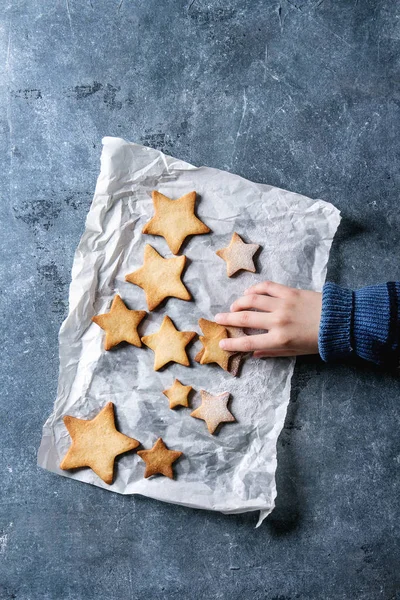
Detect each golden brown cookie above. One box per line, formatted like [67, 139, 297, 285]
[125, 245, 191, 311]
[216, 232, 260, 277]
[195, 325, 246, 376]
[195, 318, 235, 372]
[163, 379, 193, 409]
[91, 295, 147, 350]
[60, 402, 140, 485]
[190, 390, 235, 434]
[137, 437, 183, 478]
[142, 190, 210, 255]
[141, 315, 196, 371]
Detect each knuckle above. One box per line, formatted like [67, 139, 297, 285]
[241, 337, 252, 352]
[239, 312, 250, 326]
[274, 310, 289, 327]
[282, 298, 295, 311]
[221, 339, 232, 351]
[250, 294, 259, 305]
[275, 332, 290, 347]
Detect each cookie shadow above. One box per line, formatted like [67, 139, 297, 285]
[264, 355, 318, 535]
[252, 243, 263, 276]
[325, 215, 366, 282]
[179, 231, 213, 257]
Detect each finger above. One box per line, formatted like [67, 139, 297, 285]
[219, 334, 270, 352]
[215, 311, 271, 330]
[230, 294, 279, 313]
[245, 281, 294, 299]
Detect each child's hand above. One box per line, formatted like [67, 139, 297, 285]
[214, 281, 322, 358]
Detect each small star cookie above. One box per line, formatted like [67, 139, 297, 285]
[60, 402, 140, 485]
[195, 318, 236, 372]
[137, 438, 183, 479]
[163, 379, 193, 409]
[125, 244, 191, 311]
[143, 190, 210, 254]
[92, 295, 147, 350]
[216, 232, 260, 277]
[141, 315, 196, 370]
[191, 390, 235, 435]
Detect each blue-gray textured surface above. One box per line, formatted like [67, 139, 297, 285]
[0, 0, 399, 598]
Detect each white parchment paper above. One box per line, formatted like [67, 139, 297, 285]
[38, 137, 340, 521]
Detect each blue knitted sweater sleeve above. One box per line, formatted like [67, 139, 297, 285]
[318, 282, 400, 366]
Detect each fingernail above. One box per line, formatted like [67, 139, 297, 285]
[214, 314, 222, 322]
[229, 304, 235, 311]
[219, 339, 227, 349]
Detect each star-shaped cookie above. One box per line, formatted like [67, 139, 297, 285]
[137, 437, 183, 478]
[163, 379, 193, 409]
[190, 390, 235, 435]
[125, 244, 191, 311]
[60, 402, 140, 484]
[195, 318, 236, 372]
[216, 232, 260, 277]
[141, 315, 196, 370]
[142, 190, 210, 255]
[195, 324, 246, 376]
[92, 295, 147, 350]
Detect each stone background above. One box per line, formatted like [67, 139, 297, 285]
[0, 1, 399, 598]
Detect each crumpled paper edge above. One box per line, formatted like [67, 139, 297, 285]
[38, 137, 341, 526]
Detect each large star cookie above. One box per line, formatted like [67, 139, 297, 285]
[142, 190, 210, 255]
[137, 438, 183, 479]
[195, 318, 236, 372]
[163, 379, 193, 409]
[60, 402, 140, 484]
[141, 315, 196, 370]
[125, 244, 191, 311]
[92, 295, 147, 350]
[216, 232, 260, 277]
[191, 390, 235, 435]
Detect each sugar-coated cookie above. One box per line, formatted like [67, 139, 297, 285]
[216, 232, 259, 277]
[190, 390, 235, 435]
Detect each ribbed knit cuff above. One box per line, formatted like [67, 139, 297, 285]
[353, 284, 395, 365]
[318, 282, 354, 362]
[387, 282, 400, 367]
